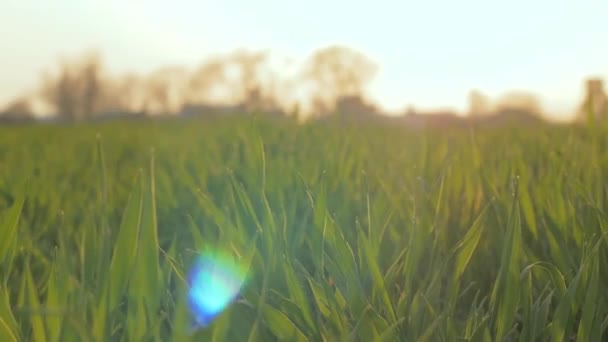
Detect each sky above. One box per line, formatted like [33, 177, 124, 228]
[1, 0, 607, 120]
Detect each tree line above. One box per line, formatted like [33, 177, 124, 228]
[1, 45, 380, 122]
[2, 44, 605, 124]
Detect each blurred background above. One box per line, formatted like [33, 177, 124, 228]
[1, 0, 607, 124]
[2, 3, 608, 341]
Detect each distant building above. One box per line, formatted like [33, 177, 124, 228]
[334, 95, 381, 117]
[579, 78, 607, 121]
[395, 110, 465, 130]
[313, 94, 382, 124]
[179, 103, 246, 118]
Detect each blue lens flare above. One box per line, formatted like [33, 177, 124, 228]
[187, 251, 248, 329]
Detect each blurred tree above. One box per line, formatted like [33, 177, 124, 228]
[41, 62, 77, 120]
[188, 57, 230, 104]
[0, 97, 35, 123]
[101, 73, 146, 114]
[227, 49, 275, 111]
[26, 46, 380, 120]
[299, 45, 378, 116]
[468, 89, 492, 116]
[143, 66, 189, 115]
[405, 105, 417, 116]
[81, 52, 102, 118]
[187, 49, 284, 113]
[39, 51, 105, 120]
[494, 90, 542, 115]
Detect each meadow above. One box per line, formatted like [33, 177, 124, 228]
[1, 114, 607, 341]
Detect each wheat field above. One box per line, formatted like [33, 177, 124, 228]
[1, 115, 607, 341]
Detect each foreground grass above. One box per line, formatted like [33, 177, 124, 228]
[1, 115, 608, 341]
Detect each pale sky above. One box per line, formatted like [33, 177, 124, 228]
[1, 0, 607, 120]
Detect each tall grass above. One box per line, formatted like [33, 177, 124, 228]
[1, 115, 607, 341]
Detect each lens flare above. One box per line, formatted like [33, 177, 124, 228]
[187, 250, 248, 329]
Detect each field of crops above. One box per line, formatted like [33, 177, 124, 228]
[1, 115, 608, 341]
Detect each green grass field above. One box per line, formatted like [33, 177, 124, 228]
[1, 115, 607, 341]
